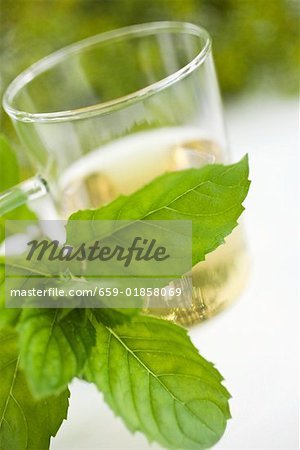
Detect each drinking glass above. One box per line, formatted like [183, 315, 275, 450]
[1, 21, 248, 324]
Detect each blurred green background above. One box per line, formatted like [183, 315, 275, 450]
[0, 0, 299, 140]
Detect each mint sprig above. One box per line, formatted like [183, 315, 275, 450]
[0, 156, 250, 449]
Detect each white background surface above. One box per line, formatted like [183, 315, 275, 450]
[51, 94, 299, 450]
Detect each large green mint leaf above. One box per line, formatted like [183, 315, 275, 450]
[85, 315, 231, 450]
[18, 308, 95, 398]
[67, 156, 250, 265]
[0, 328, 69, 450]
[0, 134, 36, 240]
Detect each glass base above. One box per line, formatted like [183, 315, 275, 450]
[145, 226, 250, 326]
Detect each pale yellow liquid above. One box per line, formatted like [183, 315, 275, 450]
[58, 128, 248, 325]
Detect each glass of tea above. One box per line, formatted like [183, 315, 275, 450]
[2, 22, 248, 325]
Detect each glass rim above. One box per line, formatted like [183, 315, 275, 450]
[2, 21, 211, 124]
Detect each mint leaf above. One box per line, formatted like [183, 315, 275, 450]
[85, 315, 231, 449]
[67, 156, 250, 265]
[18, 308, 95, 398]
[0, 328, 69, 450]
